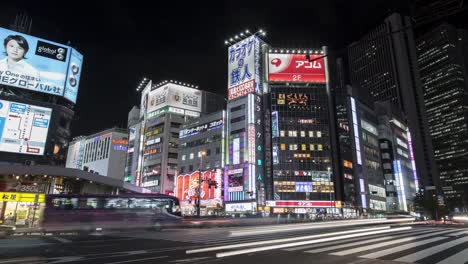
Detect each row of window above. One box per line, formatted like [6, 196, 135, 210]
[279, 130, 323, 138]
[84, 137, 111, 164]
[181, 148, 221, 161]
[279, 143, 325, 151]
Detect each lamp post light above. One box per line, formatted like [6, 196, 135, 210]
[196, 151, 206, 217]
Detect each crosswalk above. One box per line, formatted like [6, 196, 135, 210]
[181, 226, 468, 263]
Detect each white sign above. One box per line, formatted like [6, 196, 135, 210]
[228, 168, 243, 175]
[0, 99, 51, 155]
[142, 180, 159, 187]
[227, 36, 258, 100]
[225, 202, 255, 212]
[147, 84, 202, 114]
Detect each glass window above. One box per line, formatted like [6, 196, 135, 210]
[300, 131, 306, 137]
[317, 131, 322, 138]
[281, 144, 286, 151]
[318, 144, 323, 151]
[182, 155, 186, 161]
[309, 131, 314, 137]
[190, 153, 194, 159]
[280, 130, 285, 137]
[302, 144, 307, 151]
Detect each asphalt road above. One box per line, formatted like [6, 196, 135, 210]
[1, 222, 467, 264]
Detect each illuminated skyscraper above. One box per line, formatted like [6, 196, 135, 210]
[416, 23, 468, 210]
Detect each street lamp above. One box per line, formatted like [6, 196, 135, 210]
[196, 151, 206, 217]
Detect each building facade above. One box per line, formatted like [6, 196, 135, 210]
[348, 13, 439, 192]
[66, 128, 128, 180]
[416, 23, 468, 210]
[126, 80, 224, 194]
[375, 102, 417, 213]
[175, 111, 225, 215]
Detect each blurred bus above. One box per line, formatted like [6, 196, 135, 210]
[41, 193, 182, 233]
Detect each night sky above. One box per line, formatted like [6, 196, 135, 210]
[0, 0, 458, 137]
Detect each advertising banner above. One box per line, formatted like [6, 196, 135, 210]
[147, 84, 202, 114]
[268, 54, 325, 83]
[227, 36, 258, 101]
[266, 200, 336, 208]
[0, 27, 83, 102]
[0, 99, 51, 155]
[176, 170, 222, 201]
[179, 119, 223, 138]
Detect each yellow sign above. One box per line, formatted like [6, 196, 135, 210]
[0, 192, 45, 203]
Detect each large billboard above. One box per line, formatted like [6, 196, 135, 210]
[175, 170, 222, 201]
[268, 54, 325, 83]
[147, 84, 202, 114]
[0, 99, 51, 155]
[0, 27, 83, 103]
[227, 36, 260, 101]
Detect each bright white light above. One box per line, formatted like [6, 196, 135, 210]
[245, 30, 250, 33]
[286, 50, 290, 53]
[240, 33, 244, 36]
[224, 40, 229, 44]
[215, 227, 412, 258]
[187, 226, 393, 254]
[453, 216, 468, 221]
[230, 38, 234, 41]
[259, 29, 263, 32]
[262, 32, 266, 36]
[280, 49, 284, 53]
[235, 35, 239, 39]
[229, 217, 415, 237]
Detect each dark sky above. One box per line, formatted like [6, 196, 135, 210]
[0, 0, 424, 137]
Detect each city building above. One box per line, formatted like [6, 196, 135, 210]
[333, 81, 386, 217]
[175, 111, 225, 215]
[66, 128, 128, 180]
[224, 35, 268, 214]
[348, 13, 439, 192]
[266, 49, 341, 216]
[375, 101, 418, 213]
[126, 79, 224, 194]
[416, 23, 468, 211]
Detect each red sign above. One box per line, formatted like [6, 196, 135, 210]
[175, 170, 222, 201]
[228, 80, 255, 100]
[266, 200, 335, 208]
[268, 54, 326, 83]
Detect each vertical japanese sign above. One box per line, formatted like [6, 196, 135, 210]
[248, 124, 256, 163]
[228, 36, 259, 101]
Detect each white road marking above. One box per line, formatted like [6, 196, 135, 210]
[359, 236, 447, 259]
[436, 248, 468, 264]
[215, 227, 411, 258]
[187, 226, 392, 254]
[288, 228, 435, 252]
[395, 236, 468, 263]
[331, 228, 461, 256]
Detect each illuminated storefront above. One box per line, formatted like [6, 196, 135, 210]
[0, 192, 45, 227]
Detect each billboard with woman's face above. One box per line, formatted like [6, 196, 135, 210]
[0, 27, 83, 103]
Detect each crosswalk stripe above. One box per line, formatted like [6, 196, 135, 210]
[444, 229, 468, 236]
[296, 229, 436, 253]
[394, 236, 468, 263]
[214, 227, 411, 258]
[435, 248, 468, 264]
[187, 226, 394, 254]
[359, 236, 447, 259]
[305, 236, 394, 254]
[331, 229, 461, 256]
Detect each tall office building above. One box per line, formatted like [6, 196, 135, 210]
[416, 23, 468, 210]
[348, 13, 439, 191]
[126, 79, 224, 194]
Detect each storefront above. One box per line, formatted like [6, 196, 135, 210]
[0, 192, 45, 228]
